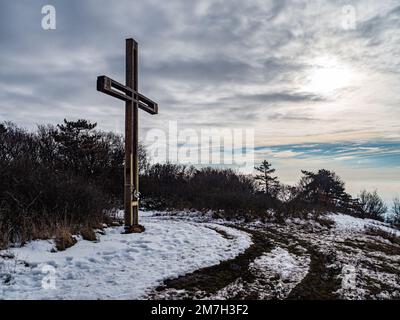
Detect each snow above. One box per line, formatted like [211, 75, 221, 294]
[337, 261, 366, 300]
[210, 247, 310, 300]
[248, 247, 310, 299]
[337, 261, 400, 300]
[328, 213, 400, 237]
[251, 247, 309, 282]
[0, 211, 252, 300]
[1, 210, 399, 300]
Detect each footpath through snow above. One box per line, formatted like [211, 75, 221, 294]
[1, 211, 399, 300]
[0, 211, 252, 300]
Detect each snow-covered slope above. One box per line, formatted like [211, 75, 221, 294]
[1, 211, 399, 300]
[150, 212, 400, 300]
[0, 211, 251, 300]
[328, 213, 400, 237]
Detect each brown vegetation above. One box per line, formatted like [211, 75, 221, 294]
[80, 225, 98, 242]
[55, 228, 77, 251]
[0, 119, 390, 249]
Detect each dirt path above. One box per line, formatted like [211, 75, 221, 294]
[148, 224, 344, 300]
[146, 212, 400, 300]
[287, 246, 341, 299]
[261, 227, 342, 300]
[148, 227, 274, 299]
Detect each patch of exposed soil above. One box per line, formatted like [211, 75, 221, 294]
[149, 227, 274, 299]
[148, 216, 400, 300]
[287, 247, 341, 299]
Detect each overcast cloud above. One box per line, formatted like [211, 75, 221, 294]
[0, 0, 399, 200]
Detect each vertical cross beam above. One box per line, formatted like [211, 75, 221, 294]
[125, 39, 139, 228]
[97, 38, 157, 233]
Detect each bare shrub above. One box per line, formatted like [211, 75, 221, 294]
[0, 120, 127, 248]
[140, 164, 277, 220]
[391, 197, 400, 227]
[357, 190, 387, 221]
[364, 226, 400, 246]
[80, 225, 98, 242]
[54, 228, 77, 251]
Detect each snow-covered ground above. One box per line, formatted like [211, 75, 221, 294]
[325, 213, 400, 299]
[211, 213, 400, 300]
[211, 247, 310, 300]
[0, 211, 251, 300]
[249, 248, 310, 299]
[1, 210, 399, 300]
[328, 213, 400, 237]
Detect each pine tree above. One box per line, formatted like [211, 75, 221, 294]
[299, 169, 352, 209]
[254, 160, 278, 196]
[54, 119, 101, 176]
[0, 123, 6, 134]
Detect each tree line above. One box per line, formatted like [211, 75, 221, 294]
[0, 119, 398, 248]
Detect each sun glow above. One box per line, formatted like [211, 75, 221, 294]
[304, 56, 356, 96]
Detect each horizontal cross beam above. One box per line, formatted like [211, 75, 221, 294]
[97, 75, 158, 115]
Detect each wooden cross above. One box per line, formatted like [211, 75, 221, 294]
[97, 38, 158, 233]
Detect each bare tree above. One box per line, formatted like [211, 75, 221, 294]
[276, 184, 298, 203]
[392, 197, 400, 226]
[358, 190, 387, 221]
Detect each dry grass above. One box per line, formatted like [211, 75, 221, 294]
[80, 225, 98, 242]
[0, 211, 122, 250]
[0, 230, 8, 250]
[316, 216, 335, 229]
[54, 227, 77, 251]
[364, 226, 400, 246]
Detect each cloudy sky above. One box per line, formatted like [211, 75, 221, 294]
[0, 0, 399, 202]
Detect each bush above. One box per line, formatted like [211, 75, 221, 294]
[391, 197, 400, 226]
[80, 225, 98, 242]
[2, 119, 389, 248]
[140, 164, 278, 220]
[55, 227, 77, 251]
[0, 120, 125, 248]
[357, 190, 387, 221]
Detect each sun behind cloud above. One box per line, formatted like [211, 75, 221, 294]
[303, 56, 358, 96]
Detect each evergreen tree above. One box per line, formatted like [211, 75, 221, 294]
[54, 119, 101, 176]
[254, 160, 278, 196]
[0, 123, 6, 134]
[299, 169, 351, 209]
